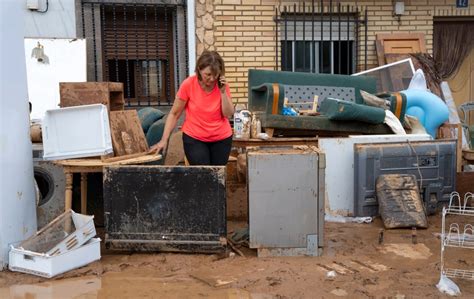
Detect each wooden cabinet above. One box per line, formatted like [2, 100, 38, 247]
[59, 82, 125, 111]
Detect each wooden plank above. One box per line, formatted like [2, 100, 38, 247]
[232, 137, 318, 148]
[55, 154, 161, 167]
[456, 172, 474, 201]
[375, 40, 386, 66]
[109, 110, 149, 157]
[164, 130, 185, 165]
[101, 152, 147, 163]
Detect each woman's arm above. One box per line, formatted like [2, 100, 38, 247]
[219, 75, 234, 118]
[149, 97, 186, 154]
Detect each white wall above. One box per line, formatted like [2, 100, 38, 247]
[0, 0, 37, 269]
[25, 38, 87, 120]
[24, 0, 76, 38]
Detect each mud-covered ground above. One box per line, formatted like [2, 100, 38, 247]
[1, 214, 473, 298]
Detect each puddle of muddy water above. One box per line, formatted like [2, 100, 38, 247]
[0, 270, 274, 299]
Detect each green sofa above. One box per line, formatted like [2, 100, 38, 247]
[248, 69, 392, 136]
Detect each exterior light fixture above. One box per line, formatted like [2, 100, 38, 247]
[393, 1, 405, 24]
[31, 42, 49, 64]
[394, 1, 405, 16]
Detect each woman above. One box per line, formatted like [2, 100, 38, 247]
[149, 50, 234, 165]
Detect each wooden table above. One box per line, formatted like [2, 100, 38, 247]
[55, 154, 162, 214]
[232, 137, 318, 149]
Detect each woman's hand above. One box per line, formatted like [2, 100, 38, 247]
[218, 75, 227, 93]
[149, 139, 168, 155]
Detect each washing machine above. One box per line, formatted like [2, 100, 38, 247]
[32, 143, 66, 229]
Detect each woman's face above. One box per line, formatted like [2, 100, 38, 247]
[199, 66, 218, 88]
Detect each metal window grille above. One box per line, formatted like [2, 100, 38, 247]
[80, 1, 188, 108]
[274, 1, 368, 75]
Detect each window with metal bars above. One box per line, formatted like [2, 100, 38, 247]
[281, 40, 354, 74]
[80, 1, 188, 108]
[275, 2, 368, 75]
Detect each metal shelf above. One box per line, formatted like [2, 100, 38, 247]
[443, 268, 474, 281]
[445, 192, 474, 216]
[440, 192, 474, 283]
[444, 234, 474, 249]
[445, 207, 474, 216]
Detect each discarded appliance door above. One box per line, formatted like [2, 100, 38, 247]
[17, 210, 96, 256]
[354, 140, 456, 217]
[42, 104, 113, 160]
[376, 174, 428, 229]
[103, 166, 227, 253]
[9, 238, 101, 278]
[248, 147, 325, 257]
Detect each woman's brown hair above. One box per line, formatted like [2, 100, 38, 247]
[195, 50, 225, 81]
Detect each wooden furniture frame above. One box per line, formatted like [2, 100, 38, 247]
[55, 154, 161, 214]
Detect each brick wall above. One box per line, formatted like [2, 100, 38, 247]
[205, 0, 474, 104]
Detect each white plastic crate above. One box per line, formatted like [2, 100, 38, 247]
[17, 210, 96, 256]
[42, 104, 113, 160]
[9, 238, 101, 278]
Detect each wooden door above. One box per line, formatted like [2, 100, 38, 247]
[376, 33, 426, 65]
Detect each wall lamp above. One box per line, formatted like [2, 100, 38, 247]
[393, 1, 405, 23]
[31, 42, 49, 64]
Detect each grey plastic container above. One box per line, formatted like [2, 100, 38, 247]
[354, 140, 456, 217]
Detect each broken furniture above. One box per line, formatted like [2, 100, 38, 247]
[375, 33, 426, 66]
[353, 58, 415, 93]
[109, 110, 149, 157]
[231, 136, 318, 148]
[248, 146, 325, 257]
[319, 134, 432, 217]
[228, 137, 319, 221]
[354, 140, 457, 217]
[54, 154, 162, 214]
[59, 82, 125, 111]
[248, 69, 392, 136]
[42, 104, 113, 160]
[9, 210, 100, 278]
[138, 107, 166, 132]
[137, 107, 167, 149]
[458, 102, 474, 169]
[440, 192, 474, 281]
[374, 33, 426, 93]
[376, 174, 428, 229]
[459, 102, 474, 147]
[319, 97, 386, 124]
[103, 165, 226, 253]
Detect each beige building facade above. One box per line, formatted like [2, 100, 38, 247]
[194, 0, 474, 104]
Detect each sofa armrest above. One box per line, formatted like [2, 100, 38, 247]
[250, 83, 285, 115]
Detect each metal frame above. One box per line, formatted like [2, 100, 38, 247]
[440, 192, 474, 281]
[79, 0, 188, 107]
[274, 1, 367, 74]
[352, 57, 415, 76]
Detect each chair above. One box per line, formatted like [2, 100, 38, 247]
[459, 102, 474, 148]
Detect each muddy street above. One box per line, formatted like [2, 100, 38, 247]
[1, 215, 473, 298]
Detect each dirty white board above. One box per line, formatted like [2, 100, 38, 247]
[24, 38, 86, 120]
[319, 134, 432, 217]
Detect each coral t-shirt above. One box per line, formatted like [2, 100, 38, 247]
[177, 75, 233, 142]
